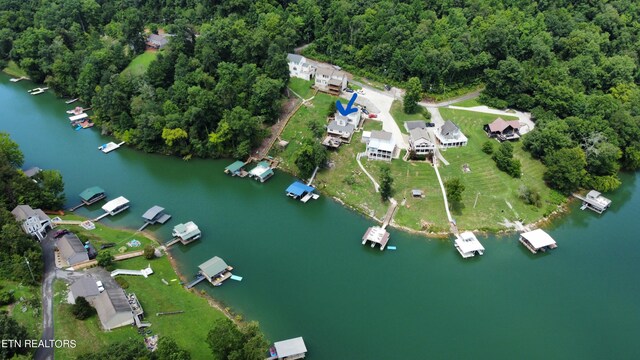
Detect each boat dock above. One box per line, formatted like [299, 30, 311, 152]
[185, 274, 206, 289]
[28, 87, 48, 95]
[362, 226, 390, 250]
[170, 221, 201, 246]
[198, 256, 234, 287]
[69, 186, 106, 211]
[138, 206, 172, 231]
[286, 181, 319, 203]
[93, 196, 130, 221]
[519, 229, 557, 254]
[65, 98, 79, 104]
[224, 160, 249, 177]
[573, 190, 611, 214]
[454, 231, 485, 258]
[99, 141, 125, 154]
[10, 76, 28, 82]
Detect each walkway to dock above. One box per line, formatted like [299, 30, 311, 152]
[186, 275, 206, 289]
[69, 250, 145, 270]
[307, 166, 320, 186]
[164, 238, 181, 248]
[68, 203, 86, 212]
[111, 265, 153, 278]
[51, 219, 83, 225]
[92, 212, 110, 222]
[356, 152, 380, 192]
[432, 157, 456, 234]
[381, 200, 398, 229]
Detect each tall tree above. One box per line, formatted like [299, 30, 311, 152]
[544, 147, 587, 194]
[403, 77, 422, 114]
[379, 165, 393, 201]
[445, 178, 465, 204]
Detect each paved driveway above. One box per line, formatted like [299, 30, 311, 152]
[34, 234, 55, 360]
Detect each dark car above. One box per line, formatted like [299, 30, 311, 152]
[53, 229, 69, 238]
[384, 84, 391, 91]
[344, 88, 354, 93]
[100, 243, 116, 249]
[361, 108, 369, 115]
[426, 122, 435, 127]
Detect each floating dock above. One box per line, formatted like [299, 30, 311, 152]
[10, 76, 27, 82]
[65, 98, 79, 104]
[28, 87, 48, 95]
[70, 186, 106, 211]
[454, 231, 485, 258]
[573, 190, 611, 214]
[93, 196, 129, 221]
[362, 226, 390, 250]
[98, 141, 125, 154]
[198, 256, 234, 287]
[138, 206, 172, 231]
[248, 161, 274, 182]
[111, 265, 154, 278]
[169, 221, 201, 246]
[224, 160, 249, 177]
[185, 274, 206, 289]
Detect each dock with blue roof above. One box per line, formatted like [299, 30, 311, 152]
[286, 181, 319, 203]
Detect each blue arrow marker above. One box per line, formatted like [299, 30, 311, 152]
[336, 93, 358, 116]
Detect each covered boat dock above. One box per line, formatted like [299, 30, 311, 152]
[94, 196, 130, 221]
[454, 231, 485, 258]
[269, 337, 308, 360]
[70, 186, 106, 211]
[224, 160, 248, 177]
[138, 206, 172, 231]
[519, 229, 557, 254]
[248, 161, 274, 183]
[285, 181, 319, 203]
[169, 221, 201, 246]
[573, 190, 612, 214]
[198, 256, 234, 286]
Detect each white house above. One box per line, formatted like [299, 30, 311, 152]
[11, 205, 51, 241]
[409, 128, 435, 156]
[435, 120, 468, 148]
[363, 130, 396, 161]
[315, 65, 347, 96]
[327, 120, 355, 140]
[335, 108, 362, 128]
[287, 54, 316, 81]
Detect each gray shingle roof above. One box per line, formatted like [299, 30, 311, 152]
[199, 256, 229, 278]
[287, 53, 303, 64]
[327, 120, 355, 134]
[440, 120, 459, 136]
[404, 121, 427, 132]
[409, 128, 431, 142]
[23, 167, 41, 178]
[370, 130, 393, 141]
[70, 277, 100, 299]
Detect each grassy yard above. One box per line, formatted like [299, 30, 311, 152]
[0, 280, 42, 340]
[389, 100, 429, 133]
[58, 214, 155, 254]
[54, 255, 227, 359]
[271, 92, 336, 174]
[451, 98, 482, 108]
[121, 51, 158, 77]
[287, 78, 314, 99]
[3, 60, 28, 78]
[437, 108, 563, 230]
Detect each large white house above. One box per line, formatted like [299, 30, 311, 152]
[287, 54, 316, 81]
[335, 108, 362, 127]
[435, 120, 468, 148]
[409, 128, 435, 156]
[11, 205, 51, 241]
[362, 130, 396, 161]
[315, 65, 347, 96]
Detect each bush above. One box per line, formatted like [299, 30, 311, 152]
[71, 297, 95, 320]
[96, 250, 114, 268]
[115, 277, 129, 289]
[143, 245, 155, 260]
[0, 291, 15, 306]
[518, 185, 542, 207]
[482, 140, 495, 154]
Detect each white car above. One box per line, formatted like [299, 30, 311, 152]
[96, 280, 104, 293]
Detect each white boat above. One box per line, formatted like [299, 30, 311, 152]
[98, 141, 125, 154]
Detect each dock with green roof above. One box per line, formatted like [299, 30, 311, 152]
[224, 160, 249, 177]
[69, 186, 106, 211]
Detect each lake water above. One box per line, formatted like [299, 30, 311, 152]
[2, 74, 640, 359]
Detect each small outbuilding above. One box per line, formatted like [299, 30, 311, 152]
[411, 189, 424, 198]
[519, 229, 557, 254]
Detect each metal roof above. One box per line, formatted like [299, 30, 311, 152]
[520, 229, 556, 249]
[102, 196, 129, 213]
[286, 181, 315, 197]
[69, 277, 100, 299]
[274, 337, 307, 358]
[455, 231, 485, 253]
[79, 186, 105, 201]
[287, 53, 304, 64]
[58, 234, 89, 265]
[23, 167, 42, 178]
[198, 256, 229, 278]
[69, 113, 88, 121]
[142, 206, 165, 221]
[173, 221, 200, 239]
[225, 161, 245, 173]
[93, 288, 134, 330]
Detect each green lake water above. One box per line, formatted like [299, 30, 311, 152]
[2, 74, 640, 359]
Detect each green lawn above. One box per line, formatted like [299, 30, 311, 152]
[271, 92, 336, 174]
[390, 100, 429, 133]
[58, 214, 155, 253]
[451, 98, 481, 108]
[121, 51, 158, 77]
[437, 108, 563, 230]
[54, 255, 227, 359]
[287, 78, 314, 99]
[3, 60, 28, 78]
[0, 280, 42, 341]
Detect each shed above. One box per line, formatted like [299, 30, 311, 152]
[274, 337, 307, 359]
[411, 189, 424, 198]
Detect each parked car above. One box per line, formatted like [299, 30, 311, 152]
[344, 88, 354, 93]
[96, 280, 104, 293]
[426, 122, 435, 127]
[368, 113, 378, 118]
[53, 229, 69, 238]
[384, 84, 391, 91]
[361, 108, 369, 115]
[100, 242, 116, 249]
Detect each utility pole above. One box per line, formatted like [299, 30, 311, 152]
[25, 257, 35, 283]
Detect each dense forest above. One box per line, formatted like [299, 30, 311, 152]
[1, 0, 639, 192]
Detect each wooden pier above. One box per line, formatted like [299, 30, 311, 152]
[186, 275, 206, 289]
[164, 238, 181, 248]
[92, 212, 110, 222]
[381, 201, 399, 229]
